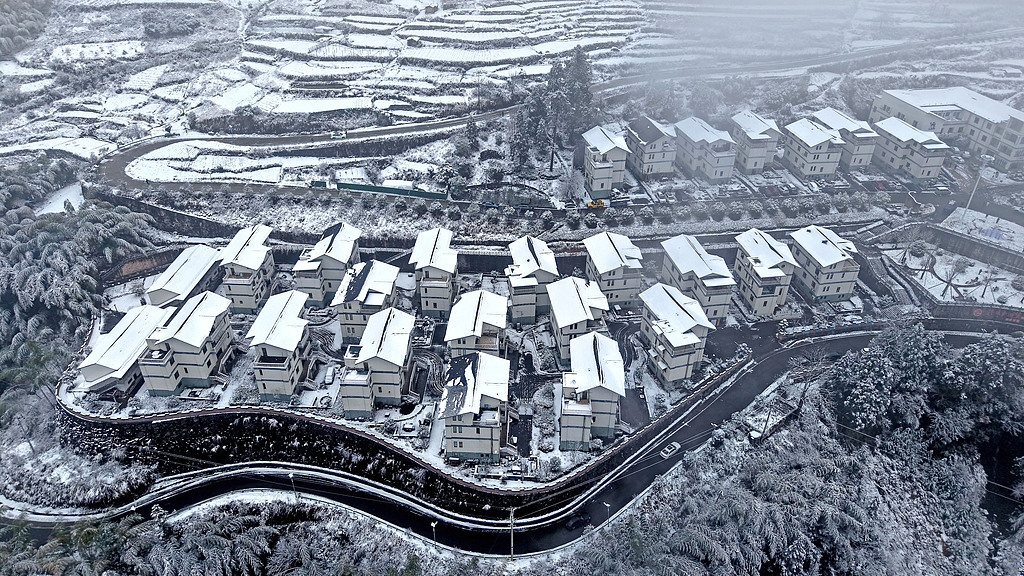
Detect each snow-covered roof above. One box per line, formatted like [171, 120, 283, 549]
[546, 277, 609, 330]
[307, 223, 361, 266]
[79, 305, 173, 391]
[246, 290, 308, 352]
[662, 234, 736, 287]
[731, 110, 780, 140]
[444, 290, 508, 342]
[149, 291, 230, 350]
[882, 87, 1024, 125]
[438, 352, 509, 418]
[628, 115, 673, 145]
[639, 283, 714, 349]
[784, 118, 844, 148]
[583, 231, 643, 275]
[874, 117, 950, 150]
[330, 260, 400, 308]
[356, 307, 415, 366]
[673, 117, 734, 145]
[735, 228, 798, 279]
[410, 227, 458, 274]
[582, 126, 628, 154]
[811, 107, 877, 138]
[508, 235, 558, 278]
[789, 225, 858, 268]
[220, 225, 272, 271]
[563, 332, 624, 397]
[146, 245, 220, 307]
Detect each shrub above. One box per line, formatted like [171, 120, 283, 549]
[584, 213, 599, 228]
[479, 149, 502, 161]
[639, 206, 655, 224]
[566, 209, 581, 229]
[413, 199, 428, 216]
[447, 205, 462, 220]
[709, 202, 726, 221]
[429, 201, 444, 217]
[394, 198, 407, 213]
[620, 208, 635, 225]
[485, 208, 500, 223]
[727, 202, 743, 220]
[602, 207, 618, 225]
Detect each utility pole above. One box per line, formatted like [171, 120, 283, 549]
[431, 520, 437, 544]
[961, 156, 991, 223]
[509, 507, 515, 559]
[288, 472, 298, 504]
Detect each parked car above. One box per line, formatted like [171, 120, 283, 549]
[659, 441, 682, 459]
[565, 513, 592, 531]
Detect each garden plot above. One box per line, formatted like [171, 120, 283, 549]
[882, 243, 1024, 307]
[941, 208, 1024, 253]
[50, 41, 145, 63]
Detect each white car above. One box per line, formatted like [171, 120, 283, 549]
[659, 442, 681, 459]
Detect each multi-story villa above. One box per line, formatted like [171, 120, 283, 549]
[340, 307, 415, 418]
[505, 235, 559, 325]
[730, 110, 780, 174]
[581, 125, 628, 198]
[788, 225, 860, 302]
[638, 283, 714, 385]
[146, 245, 221, 308]
[332, 260, 400, 344]
[673, 116, 736, 183]
[625, 115, 676, 180]
[556, 332, 624, 450]
[444, 290, 508, 357]
[411, 227, 458, 319]
[811, 107, 878, 171]
[439, 351, 510, 463]
[872, 117, 950, 182]
[661, 233, 735, 326]
[77, 305, 173, 398]
[583, 231, 643, 308]
[247, 290, 310, 402]
[546, 277, 609, 367]
[293, 223, 362, 306]
[219, 225, 274, 314]
[781, 118, 845, 178]
[733, 228, 798, 316]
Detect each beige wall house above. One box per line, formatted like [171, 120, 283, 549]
[439, 352, 510, 464]
[294, 223, 362, 307]
[872, 117, 950, 182]
[139, 291, 233, 396]
[341, 307, 416, 418]
[146, 245, 221, 308]
[547, 277, 609, 368]
[583, 231, 643, 308]
[673, 116, 736, 183]
[247, 290, 311, 402]
[731, 110, 780, 174]
[581, 125, 628, 199]
[220, 225, 274, 314]
[638, 284, 714, 386]
[505, 235, 559, 326]
[556, 332, 624, 450]
[781, 118, 845, 178]
[788, 225, 860, 302]
[77, 305, 173, 399]
[661, 233, 735, 326]
[811, 107, 878, 171]
[733, 229, 799, 316]
[625, 115, 676, 180]
[332, 260, 400, 344]
[411, 227, 458, 319]
[444, 290, 508, 357]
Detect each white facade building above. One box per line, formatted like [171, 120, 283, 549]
[581, 126, 628, 199]
[730, 110, 780, 174]
[247, 290, 311, 402]
[811, 107, 878, 171]
[411, 228, 458, 319]
[439, 352, 510, 463]
[444, 290, 508, 357]
[556, 332, 624, 449]
[331, 260, 400, 344]
[638, 284, 714, 386]
[782, 118, 845, 178]
[661, 233, 736, 326]
[220, 225, 274, 314]
[341, 307, 416, 417]
[733, 229, 798, 316]
[788, 225, 860, 302]
[872, 117, 950, 182]
[546, 277, 609, 367]
[505, 235, 559, 325]
[293, 223, 361, 306]
[77, 305, 173, 398]
[583, 231, 643, 308]
[146, 245, 221, 308]
[673, 117, 736, 183]
[625, 116, 676, 180]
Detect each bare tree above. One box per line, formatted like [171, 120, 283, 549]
[940, 256, 971, 298]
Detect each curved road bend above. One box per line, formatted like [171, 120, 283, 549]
[18, 330, 991, 554]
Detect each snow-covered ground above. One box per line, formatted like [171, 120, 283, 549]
[882, 243, 1024, 307]
[940, 207, 1024, 253]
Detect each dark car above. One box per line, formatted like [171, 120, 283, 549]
[565, 513, 592, 531]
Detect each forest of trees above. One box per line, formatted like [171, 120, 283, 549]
[0, 0, 49, 58]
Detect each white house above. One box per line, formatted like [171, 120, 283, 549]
[730, 110, 780, 174]
[341, 307, 416, 417]
[220, 225, 274, 314]
[872, 117, 950, 182]
[444, 290, 508, 357]
[788, 225, 860, 302]
[581, 125, 628, 198]
[146, 245, 221, 308]
[556, 332, 624, 450]
[811, 107, 878, 171]
[546, 277, 609, 367]
[660, 233, 735, 326]
[139, 291, 233, 396]
[332, 260, 400, 344]
[247, 290, 311, 402]
[505, 235, 559, 325]
[638, 283, 714, 386]
[733, 229, 798, 316]
[294, 223, 362, 307]
[673, 117, 736, 183]
[411, 227, 458, 319]
[439, 351, 510, 463]
[868, 87, 1024, 172]
[77, 305, 173, 398]
[781, 118, 845, 178]
[625, 115, 676, 180]
[583, 231, 643, 308]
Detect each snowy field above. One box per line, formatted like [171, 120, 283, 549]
[940, 207, 1024, 253]
[883, 243, 1024, 307]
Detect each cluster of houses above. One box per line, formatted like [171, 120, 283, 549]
[76, 215, 861, 466]
[581, 86, 1024, 197]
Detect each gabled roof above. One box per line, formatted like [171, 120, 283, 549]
[508, 235, 558, 279]
[246, 290, 308, 352]
[438, 352, 509, 418]
[546, 277, 609, 330]
[628, 115, 673, 145]
[149, 291, 230, 350]
[564, 332, 625, 397]
[445, 290, 508, 342]
[638, 284, 714, 349]
[874, 117, 949, 150]
[673, 117, 734, 145]
[356, 307, 415, 366]
[220, 225, 272, 271]
[582, 126, 628, 155]
[811, 107, 877, 138]
[583, 231, 643, 275]
[146, 245, 221, 307]
[79, 305, 173, 390]
[662, 234, 736, 287]
[784, 118, 844, 148]
[735, 228, 798, 279]
[789, 225, 858, 268]
[410, 227, 458, 274]
[731, 110, 780, 140]
[881, 87, 1024, 125]
[330, 260, 400, 308]
[307, 223, 361, 266]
